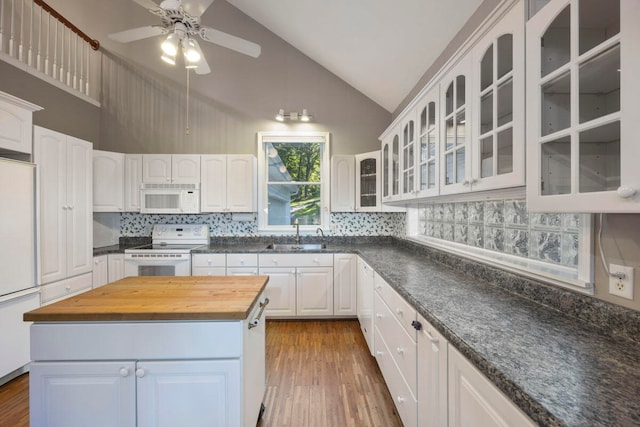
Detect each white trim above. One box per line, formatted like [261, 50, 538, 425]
[257, 131, 331, 233]
[384, 186, 526, 206]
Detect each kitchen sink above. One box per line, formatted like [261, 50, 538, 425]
[266, 243, 327, 251]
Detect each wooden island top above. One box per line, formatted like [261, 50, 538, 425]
[24, 276, 269, 322]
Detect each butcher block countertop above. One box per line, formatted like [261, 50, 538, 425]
[24, 276, 269, 322]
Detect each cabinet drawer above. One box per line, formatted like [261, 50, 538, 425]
[375, 292, 417, 396]
[192, 267, 226, 276]
[191, 254, 226, 268]
[375, 274, 417, 339]
[41, 273, 93, 305]
[374, 327, 417, 427]
[227, 253, 258, 267]
[258, 253, 333, 267]
[226, 267, 258, 276]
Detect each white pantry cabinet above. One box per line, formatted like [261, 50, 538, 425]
[124, 154, 142, 212]
[448, 344, 535, 427]
[35, 126, 93, 286]
[333, 253, 357, 316]
[93, 150, 124, 212]
[0, 91, 41, 154]
[142, 154, 200, 184]
[330, 155, 355, 212]
[201, 155, 257, 212]
[526, 0, 640, 212]
[416, 313, 448, 427]
[356, 257, 375, 354]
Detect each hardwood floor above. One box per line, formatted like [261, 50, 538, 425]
[0, 319, 402, 427]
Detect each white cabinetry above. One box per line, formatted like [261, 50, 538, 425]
[92, 255, 108, 288]
[415, 89, 440, 198]
[0, 91, 41, 154]
[259, 254, 333, 317]
[526, 0, 640, 212]
[330, 155, 355, 212]
[333, 254, 357, 316]
[201, 155, 257, 212]
[381, 124, 402, 202]
[93, 150, 124, 212]
[373, 276, 417, 427]
[108, 254, 125, 282]
[416, 313, 448, 427]
[356, 257, 375, 354]
[192, 253, 226, 276]
[400, 115, 417, 199]
[35, 126, 93, 286]
[448, 344, 535, 427]
[124, 154, 142, 212]
[0, 292, 39, 378]
[227, 254, 258, 276]
[142, 154, 200, 184]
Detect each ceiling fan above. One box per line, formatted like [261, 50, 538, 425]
[108, 0, 261, 75]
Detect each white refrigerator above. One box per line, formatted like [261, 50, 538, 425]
[0, 158, 40, 380]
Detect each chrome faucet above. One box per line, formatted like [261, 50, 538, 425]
[293, 218, 300, 244]
[316, 227, 325, 242]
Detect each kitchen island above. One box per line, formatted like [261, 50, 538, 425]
[24, 276, 269, 427]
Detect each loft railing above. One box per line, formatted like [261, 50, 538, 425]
[0, 0, 100, 101]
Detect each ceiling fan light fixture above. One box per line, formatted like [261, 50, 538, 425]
[161, 32, 179, 56]
[183, 38, 201, 63]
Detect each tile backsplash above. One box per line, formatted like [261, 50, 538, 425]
[118, 212, 406, 238]
[418, 200, 581, 267]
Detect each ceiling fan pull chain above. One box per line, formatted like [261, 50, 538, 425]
[185, 67, 190, 136]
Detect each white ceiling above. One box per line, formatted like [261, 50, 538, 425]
[226, 0, 483, 112]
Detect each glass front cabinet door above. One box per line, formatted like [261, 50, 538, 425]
[526, 0, 640, 212]
[401, 116, 416, 199]
[355, 151, 381, 211]
[382, 124, 402, 203]
[415, 86, 440, 198]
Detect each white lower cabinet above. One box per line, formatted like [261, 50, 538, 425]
[333, 254, 357, 316]
[108, 254, 125, 282]
[448, 345, 535, 427]
[227, 254, 258, 276]
[92, 255, 108, 288]
[258, 267, 297, 316]
[356, 257, 375, 354]
[192, 253, 226, 276]
[0, 292, 39, 378]
[416, 313, 448, 427]
[40, 273, 93, 306]
[296, 267, 333, 316]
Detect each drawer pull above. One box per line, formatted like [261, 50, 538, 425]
[376, 313, 383, 319]
[396, 308, 404, 316]
[396, 347, 405, 355]
[424, 329, 439, 344]
[397, 396, 406, 404]
[411, 320, 422, 331]
[65, 285, 71, 291]
[375, 350, 384, 357]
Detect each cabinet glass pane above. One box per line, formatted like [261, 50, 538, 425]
[383, 145, 389, 197]
[445, 153, 454, 185]
[497, 127, 513, 175]
[480, 92, 493, 134]
[456, 76, 466, 108]
[579, 121, 620, 193]
[541, 6, 570, 77]
[446, 82, 454, 115]
[541, 71, 570, 136]
[481, 136, 493, 178]
[428, 130, 436, 158]
[420, 135, 428, 162]
[428, 162, 436, 189]
[392, 136, 399, 195]
[456, 148, 465, 183]
[497, 34, 513, 79]
[404, 170, 414, 194]
[445, 118, 455, 150]
[428, 102, 436, 129]
[497, 80, 513, 127]
[541, 136, 571, 195]
[481, 46, 493, 91]
[361, 158, 376, 175]
[579, 0, 619, 55]
[579, 45, 620, 124]
[456, 111, 466, 146]
[420, 107, 427, 135]
[420, 164, 427, 190]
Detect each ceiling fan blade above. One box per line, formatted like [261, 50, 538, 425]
[182, 0, 215, 18]
[199, 26, 261, 58]
[189, 38, 211, 75]
[132, 0, 163, 14]
[108, 26, 165, 43]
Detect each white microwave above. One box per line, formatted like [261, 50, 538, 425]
[140, 183, 201, 214]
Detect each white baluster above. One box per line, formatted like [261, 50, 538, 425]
[52, 19, 57, 79]
[44, 11, 49, 75]
[9, 0, 15, 57]
[60, 26, 65, 83]
[66, 26, 71, 86]
[85, 43, 90, 96]
[18, 0, 23, 61]
[78, 34, 83, 92]
[73, 33, 77, 89]
[0, 0, 5, 53]
[36, 2, 41, 71]
[27, 0, 33, 66]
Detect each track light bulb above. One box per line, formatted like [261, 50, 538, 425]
[301, 109, 310, 122]
[275, 109, 285, 122]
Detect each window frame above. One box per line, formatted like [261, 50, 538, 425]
[257, 131, 331, 234]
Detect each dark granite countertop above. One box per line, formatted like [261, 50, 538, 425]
[95, 237, 640, 426]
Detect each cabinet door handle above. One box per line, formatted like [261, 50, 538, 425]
[135, 368, 145, 378]
[119, 367, 130, 377]
[65, 285, 71, 291]
[396, 308, 404, 316]
[424, 328, 439, 344]
[375, 313, 383, 319]
[376, 350, 384, 357]
[397, 396, 406, 404]
[396, 347, 405, 355]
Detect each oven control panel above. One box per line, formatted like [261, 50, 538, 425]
[151, 224, 209, 244]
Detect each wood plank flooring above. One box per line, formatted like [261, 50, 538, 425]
[0, 319, 402, 427]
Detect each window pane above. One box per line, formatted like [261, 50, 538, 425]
[541, 71, 570, 136]
[579, 45, 620, 124]
[445, 118, 454, 151]
[268, 142, 321, 183]
[497, 34, 513, 79]
[428, 162, 436, 189]
[541, 6, 570, 77]
[428, 102, 436, 129]
[579, 121, 620, 193]
[446, 82, 454, 115]
[481, 46, 493, 91]
[420, 135, 427, 162]
[456, 76, 466, 108]
[481, 136, 493, 178]
[383, 145, 389, 197]
[420, 107, 427, 135]
[268, 184, 321, 225]
[579, 0, 619, 55]
[497, 79, 513, 127]
[445, 153, 454, 185]
[497, 128, 513, 175]
[456, 111, 466, 146]
[480, 92, 493, 134]
[541, 136, 571, 195]
[456, 148, 466, 183]
[428, 130, 436, 158]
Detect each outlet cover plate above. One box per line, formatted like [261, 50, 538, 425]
[609, 264, 634, 300]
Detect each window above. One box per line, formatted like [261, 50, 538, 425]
[258, 132, 330, 232]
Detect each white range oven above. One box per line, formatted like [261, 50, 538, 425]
[124, 224, 209, 277]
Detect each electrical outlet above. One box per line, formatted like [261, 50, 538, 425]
[609, 264, 634, 300]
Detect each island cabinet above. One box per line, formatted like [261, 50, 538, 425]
[24, 276, 269, 427]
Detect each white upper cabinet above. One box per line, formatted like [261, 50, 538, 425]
[471, 0, 525, 192]
[526, 0, 640, 212]
[401, 115, 417, 199]
[0, 91, 41, 155]
[201, 155, 256, 212]
[93, 150, 124, 212]
[330, 155, 355, 212]
[355, 151, 383, 211]
[415, 87, 440, 198]
[440, 56, 473, 196]
[142, 154, 200, 184]
[381, 124, 402, 203]
[124, 154, 142, 212]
